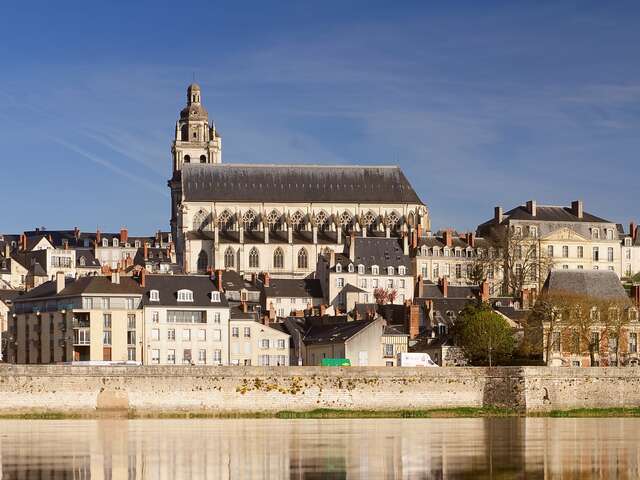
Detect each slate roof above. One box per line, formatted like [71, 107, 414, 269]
[75, 249, 100, 268]
[15, 276, 144, 301]
[478, 205, 614, 232]
[419, 281, 478, 299]
[542, 270, 628, 301]
[142, 275, 228, 307]
[303, 319, 375, 345]
[214, 270, 261, 293]
[181, 164, 424, 204]
[264, 278, 323, 299]
[335, 237, 411, 272]
[0, 289, 21, 303]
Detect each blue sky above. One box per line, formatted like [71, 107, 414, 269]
[1, 1, 639, 235]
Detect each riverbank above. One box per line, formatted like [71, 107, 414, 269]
[2, 365, 640, 416]
[4, 406, 640, 420]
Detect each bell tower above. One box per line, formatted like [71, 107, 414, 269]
[171, 83, 222, 174]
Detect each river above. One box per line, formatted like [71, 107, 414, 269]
[0, 417, 638, 478]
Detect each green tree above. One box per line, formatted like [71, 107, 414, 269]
[457, 303, 515, 366]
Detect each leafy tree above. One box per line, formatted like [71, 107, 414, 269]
[456, 303, 515, 366]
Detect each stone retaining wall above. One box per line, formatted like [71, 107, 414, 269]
[0, 365, 638, 414]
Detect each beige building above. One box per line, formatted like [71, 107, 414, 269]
[168, 84, 428, 277]
[7, 273, 144, 364]
[141, 273, 230, 365]
[229, 319, 290, 366]
[622, 223, 640, 279]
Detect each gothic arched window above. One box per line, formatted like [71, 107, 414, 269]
[291, 210, 304, 231]
[249, 247, 260, 268]
[224, 247, 235, 269]
[242, 210, 257, 231]
[192, 210, 210, 232]
[297, 248, 308, 269]
[267, 210, 281, 231]
[363, 210, 377, 230]
[315, 211, 329, 232]
[197, 250, 208, 273]
[386, 211, 400, 231]
[339, 211, 353, 233]
[217, 210, 232, 231]
[273, 248, 284, 269]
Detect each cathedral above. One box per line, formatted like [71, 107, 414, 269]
[169, 84, 429, 277]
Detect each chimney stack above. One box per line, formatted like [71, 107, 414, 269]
[631, 222, 638, 243]
[442, 229, 453, 248]
[140, 268, 147, 288]
[242, 301, 248, 313]
[111, 270, 120, 284]
[417, 223, 423, 239]
[329, 250, 336, 269]
[143, 242, 149, 261]
[55, 271, 65, 294]
[403, 232, 409, 256]
[571, 200, 584, 220]
[526, 200, 537, 217]
[629, 284, 640, 307]
[74, 227, 80, 241]
[120, 228, 128, 245]
[440, 277, 449, 298]
[466, 232, 476, 248]
[263, 271, 270, 288]
[494, 206, 504, 224]
[417, 274, 424, 298]
[349, 233, 356, 261]
[216, 269, 223, 292]
[406, 303, 420, 340]
[4, 243, 10, 258]
[20, 234, 27, 252]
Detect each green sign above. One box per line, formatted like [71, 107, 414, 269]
[321, 358, 351, 367]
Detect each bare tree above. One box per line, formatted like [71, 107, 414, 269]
[601, 298, 632, 365]
[528, 291, 571, 365]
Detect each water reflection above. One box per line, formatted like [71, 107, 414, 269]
[1, 417, 639, 478]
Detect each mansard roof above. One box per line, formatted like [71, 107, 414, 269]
[181, 164, 424, 204]
[542, 270, 628, 301]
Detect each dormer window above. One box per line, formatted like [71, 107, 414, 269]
[113, 238, 119, 247]
[444, 248, 449, 257]
[592, 228, 600, 239]
[625, 238, 632, 247]
[388, 266, 395, 275]
[606, 229, 614, 240]
[134, 240, 141, 248]
[371, 265, 379, 275]
[211, 291, 221, 303]
[83, 239, 90, 247]
[79, 256, 86, 267]
[358, 264, 365, 275]
[177, 289, 193, 302]
[398, 266, 406, 275]
[421, 246, 428, 256]
[150, 290, 159, 302]
[529, 226, 538, 237]
[335, 264, 342, 273]
[102, 238, 108, 247]
[348, 264, 354, 273]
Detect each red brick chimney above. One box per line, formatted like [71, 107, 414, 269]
[631, 222, 638, 243]
[411, 229, 418, 249]
[440, 277, 448, 298]
[19, 234, 26, 251]
[349, 232, 356, 261]
[417, 224, 423, 239]
[120, 228, 128, 244]
[241, 301, 248, 313]
[216, 269, 223, 292]
[466, 232, 476, 248]
[571, 200, 584, 219]
[140, 268, 146, 288]
[74, 227, 80, 241]
[143, 242, 149, 261]
[442, 229, 453, 248]
[631, 285, 640, 308]
[480, 280, 490, 303]
[96, 229, 101, 244]
[263, 271, 270, 288]
[526, 200, 537, 217]
[406, 302, 420, 340]
[416, 274, 424, 298]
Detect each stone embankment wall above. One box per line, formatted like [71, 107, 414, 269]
[0, 365, 639, 415]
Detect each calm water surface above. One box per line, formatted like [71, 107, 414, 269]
[1, 417, 639, 479]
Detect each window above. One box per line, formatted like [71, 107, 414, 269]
[103, 330, 112, 346]
[198, 349, 207, 364]
[529, 226, 538, 237]
[198, 329, 206, 341]
[297, 248, 308, 269]
[249, 247, 259, 268]
[134, 240, 141, 248]
[167, 349, 176, 364]
[177, 290, 194, 302]
[592, 228, 600, 239]
[232, 327, 239, 338]
[152, 311, 159, 323]
[551, 332, 560, 352]
[592, 332, 600, 351]
[336, 278, 344, 288]
[127, 314, 136, 329]
[167, 329, 175, 341]
[182, 329, 191, 341]
[79, 256, 86, 267]
[260, 339, 270, 349]
[150, 290, 159, 302]
[213, 312, 221, 323]
[626, 249, 632, 260]
[277, 339, 286, 349]
[577, 246, 584, 258]
[126, 298, 134, 310]
[197, 250, 208, 273]
[593, 247, 599, 261]
[606, 229, 614, 240]
[371, 266, 379, 275]
[399, 279, 405, 289]
[244, 327, 251, 338]
[113, 238, 119, 247]
[515, 226, 522, 236]
[273, 248, 284, 269]
[578, 265, 584, 270]
[547, 245, 554, 257]
[259, 355, 270, 366]
[211, 291, 220, 303]
[348, 263, 354, 273]
[455, 264, 462, 279]
[608, 247, 614, 262]
[387, 279, 394, 288]
[127, 330, 136, 345]
[384, 344, 394, 357]
[388, 266, 394, 275]
[151, 349, 160, 364]
[152, 328, 160, 341]
[224, 247, 235, 269]
[335, 264, 342, 273]
[360, 279, 367, 289]
[358, 264, 365, 275]
[183, 349, 192, 364]
[213, 349, 222, 364]
[372, 279, 378, 288]
[102, 238, 108, 247]
[103, 313, 112, 329]
[630, 333, 638, 354]
[398, 266, 406, 275]
[212, 329, 221, 341]
[562, 265, 569, 270]
[562, 246, 569, 258]
[433, 264, 439, 278]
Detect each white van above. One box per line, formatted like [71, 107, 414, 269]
[397, 352, 438, 367]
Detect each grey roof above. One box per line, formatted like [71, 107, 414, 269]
[214, 270, 261, 293]
[181, 164, 423, 204]
[264, 278, 323, 299]
[142, 275, 228, 307]
[75, 248, 100, 268]
[419, 281, 478, 300]
[15, 276, 144, 301]
[542, 270, 628, 301]
[335, 237, 411, 272]
[303, 319, 374, 345]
